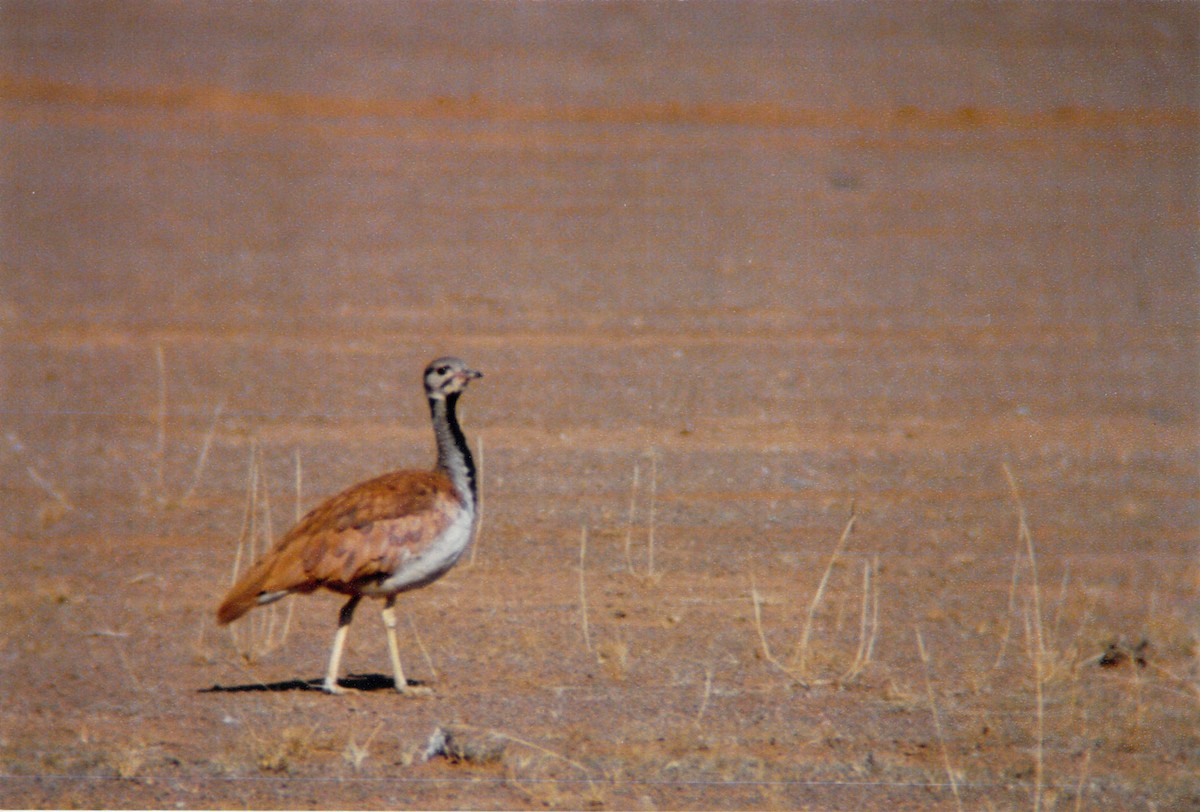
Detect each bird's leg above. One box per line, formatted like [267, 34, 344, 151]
[323, 595, 361, 694]
[380, 596, 410, 693]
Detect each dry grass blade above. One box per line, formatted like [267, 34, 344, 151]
[578, 524, 593, 654]
[693, 665, 714, 728]
[179, 399, 225, 506]
[749, 575, 795, 679]
[147, 345, 226, 510]
[458, 723, 594, 778]
[4, 431, 74, 517]
[228, 443, 257, 587]
[113, 636, 144, 693]
[154, 344, 167, 505]
[990, 551, 1023, 672]
[408, 612, 439, 680]
[841, 554, 879, 683]
[227, 440, 293, 662]
[793, 504, 856, 675]
[862, 553, 880, 669]
[1003, 462, 1046, 812]
[623, 459, 640, 573]
[621, 449, 664, 583]
[646, 449, 658, 578]
[916, 627, 964, 812]
[1049, 562, 1071, 650]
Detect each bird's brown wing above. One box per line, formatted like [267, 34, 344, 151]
[293, 468, 454, 538]
[217, 469, 460, 623]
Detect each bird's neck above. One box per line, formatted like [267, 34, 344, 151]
[430, 392, 476, 509]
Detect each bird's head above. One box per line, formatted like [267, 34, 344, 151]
[424, 357, 482, 400]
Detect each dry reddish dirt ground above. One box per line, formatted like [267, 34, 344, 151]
[1, 3, 1197, 810]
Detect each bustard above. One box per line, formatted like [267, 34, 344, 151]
[217, 357, 482, 694]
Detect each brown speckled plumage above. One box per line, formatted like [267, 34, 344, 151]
[216, 470, 462, 623]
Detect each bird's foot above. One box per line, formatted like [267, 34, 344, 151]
[322, 680, 360, 695]
[396, 681, 433, 697]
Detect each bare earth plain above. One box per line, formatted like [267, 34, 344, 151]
[0, 3, 1197, 810]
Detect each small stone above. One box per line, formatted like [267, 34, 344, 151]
[422, 725, 506, 765]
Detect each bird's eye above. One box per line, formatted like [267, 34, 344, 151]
[436, 366, 450, 375]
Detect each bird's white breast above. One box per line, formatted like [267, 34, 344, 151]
[368, 506, 475, 596]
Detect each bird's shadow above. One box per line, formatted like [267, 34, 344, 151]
[200, 672, 424, 693]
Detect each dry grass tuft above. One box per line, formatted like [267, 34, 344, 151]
[343, 722, 383, 771]
[793, 507, 858, 675]
[109, 740, 148, 781]
[750, 504, 878, 685]
[424, 722, 603, 805]
[225, 440, 293, 662]
[253, 725, 319, 775]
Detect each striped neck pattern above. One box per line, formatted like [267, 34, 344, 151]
[430, 391, 476, 509]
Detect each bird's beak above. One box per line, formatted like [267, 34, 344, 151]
[460, 368, 483, 381]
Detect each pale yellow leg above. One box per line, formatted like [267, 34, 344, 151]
[381, 596, 409, 692]
[323, 596, 361, 694]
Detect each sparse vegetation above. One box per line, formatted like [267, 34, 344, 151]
[915, 627, 964, 812]
[1005, 463, 1048, 812]
[342, 722, 383, 771]
[143, 344, 226, 512]
[225, 440, 293, 662]
[578, 524, 593, 655]
[251, 725, 319, 775]
[4, 430, 74, 527]
[5, 436, 1196, 809]
[623, 449, 662, 584]
[750, 505, 879, 686]
[109, 740, 147, 781]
